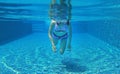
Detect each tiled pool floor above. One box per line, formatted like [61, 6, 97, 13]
[0, 33, 120, 74]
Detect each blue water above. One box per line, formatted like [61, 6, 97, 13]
[0, 0, 120, 74]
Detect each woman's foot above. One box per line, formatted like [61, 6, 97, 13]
[60, 49, 64, 55]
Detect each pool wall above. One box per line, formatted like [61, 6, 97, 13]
[86, 20, 120, 49]
[72, 21, 86, 33]
[32, 21, 48, 33]
[0, 20, 32, 45]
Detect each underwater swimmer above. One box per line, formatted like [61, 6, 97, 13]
[48, 0, 72, 55]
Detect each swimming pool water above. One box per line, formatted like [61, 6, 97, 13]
[0, 33, 119, 74]
[0, 0, 120, 74]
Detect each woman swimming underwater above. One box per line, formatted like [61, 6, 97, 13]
[48, 0, 72, 55]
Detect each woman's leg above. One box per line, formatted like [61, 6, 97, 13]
[60, 39, 67, 54]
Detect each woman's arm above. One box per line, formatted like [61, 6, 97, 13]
[48, 21, 55, 46]
[67, 22, 72, 49]
[48, 3, 53, 19]
[68, 0, 72, 20]
[49, 0, 56, 19]
[67, 0, 72, 49]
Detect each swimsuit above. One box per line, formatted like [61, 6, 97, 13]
[50, 4, 69, 40]
[52, 32, 68, 40]
[52, 21, 68, 40]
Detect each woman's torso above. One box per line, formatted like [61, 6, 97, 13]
[53, 21, 68, 36]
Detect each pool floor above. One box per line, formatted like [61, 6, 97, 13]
[0, 33, 120, 74]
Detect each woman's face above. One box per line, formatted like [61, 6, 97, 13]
[60, 0, 66, 4]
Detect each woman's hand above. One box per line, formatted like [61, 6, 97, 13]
[52, 42, 56, 52]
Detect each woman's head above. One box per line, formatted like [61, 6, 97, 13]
[52, 0, 56, 4]
[60, 0, 66, 4]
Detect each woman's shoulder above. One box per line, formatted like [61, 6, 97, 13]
[51, 20, 57, 24]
